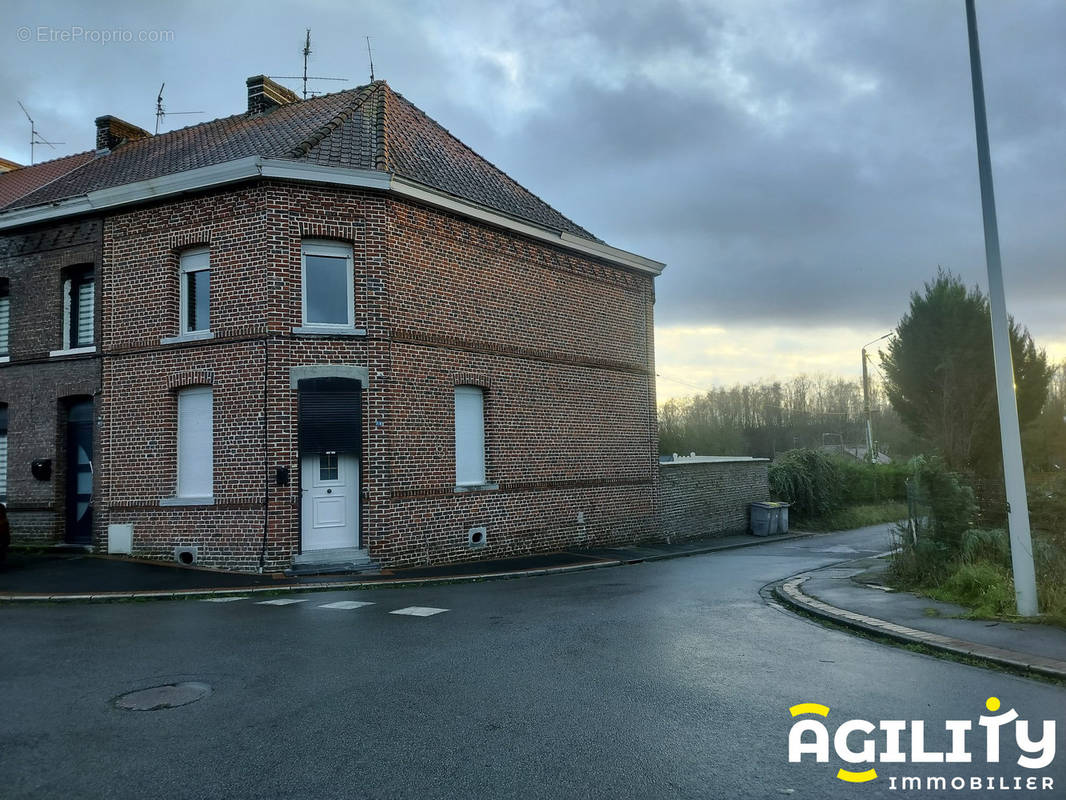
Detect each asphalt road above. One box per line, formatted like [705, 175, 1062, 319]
[2, 526, 1063, 799]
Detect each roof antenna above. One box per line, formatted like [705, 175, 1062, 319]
[17, 100, 64, 165]
[154, 83, 203, 135]
[366, 36, 375, 82]
[302, 28, 311, 99]
[270, 28, 348, 99]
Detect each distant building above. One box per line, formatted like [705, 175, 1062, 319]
[0, 77, 664, 572]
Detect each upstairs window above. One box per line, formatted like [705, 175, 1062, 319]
[0, 279, 9, 357]
[63, 266, 95, 349]
[301, 241, 354, 328]
[180, 249, 210, 334]
[454, 386, 486, 486]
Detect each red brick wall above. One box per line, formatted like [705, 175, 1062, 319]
[98, 180, 659, 570]
[100, 187, 273, 569]
[379, 196, 659, 566]
[659, 460, 771, 540]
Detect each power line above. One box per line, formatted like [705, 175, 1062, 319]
[655, 373, 711, 394]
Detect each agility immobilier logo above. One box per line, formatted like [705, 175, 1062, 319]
[788, 697, 1057, 792]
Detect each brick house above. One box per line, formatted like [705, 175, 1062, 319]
[0, 76, 664, 572]
[0, 151, 101, 544]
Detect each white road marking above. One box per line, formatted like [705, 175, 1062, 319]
[257, 598, 311, 606]
[390, 606, 448, 617]
[318, 601, 375, 610]
[200, 597, 248, 602]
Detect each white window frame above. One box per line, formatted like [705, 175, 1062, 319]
[63, 267, 95, 350]
[300, 240, 355, 330]
[454, 385, 487, 487]
[176, 386, 213, 501]
[179, 248, 210, 335]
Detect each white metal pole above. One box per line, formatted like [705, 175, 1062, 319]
[964, 0, 1039, 617]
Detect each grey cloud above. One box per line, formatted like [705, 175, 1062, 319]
[1, 0, 1063, 346]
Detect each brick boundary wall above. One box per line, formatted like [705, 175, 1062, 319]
[659, 459, 770, 541]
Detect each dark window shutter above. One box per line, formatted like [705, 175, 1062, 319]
[298, 377, 362, 455]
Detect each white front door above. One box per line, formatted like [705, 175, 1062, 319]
[301, 452, 359, 551]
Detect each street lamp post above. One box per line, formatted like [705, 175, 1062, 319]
[964, 0, 1039, 617]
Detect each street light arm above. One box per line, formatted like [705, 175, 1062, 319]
[862, 331, 895, 350]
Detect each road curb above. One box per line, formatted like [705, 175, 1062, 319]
[0, 560, 625, 602]
[0, 530, 820, 602]
[774, 574, 1066, 680]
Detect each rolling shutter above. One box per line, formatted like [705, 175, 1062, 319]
[454, 386, 485, 485]
[298, 377, 362, 455]
[0, 405, 7, 502]
[0, 283, 9, 356]
[177, 387, 213, 498]
[76, 278, 94, 346]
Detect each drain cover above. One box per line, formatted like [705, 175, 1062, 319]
[114, 682, 212, 710]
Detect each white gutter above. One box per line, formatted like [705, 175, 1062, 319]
[0, 156, 665, 275]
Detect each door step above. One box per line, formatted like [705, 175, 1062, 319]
[286, 547, 380, 577]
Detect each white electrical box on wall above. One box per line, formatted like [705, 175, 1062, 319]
[107, 524, 133, 555]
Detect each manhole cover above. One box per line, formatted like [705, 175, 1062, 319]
[114, 682, 212, 710]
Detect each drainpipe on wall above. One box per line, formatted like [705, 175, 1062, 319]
[258, 337, 270, 572]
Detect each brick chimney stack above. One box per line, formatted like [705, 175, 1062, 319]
[246, 75, 300, 114]
[95, 116, 151, 152]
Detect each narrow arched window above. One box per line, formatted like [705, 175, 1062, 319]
[454, 386, 485, 486]
[177, 386, 213, 499]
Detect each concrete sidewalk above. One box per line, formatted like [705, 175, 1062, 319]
[0, 529, 816, 601]
[776, 554, 1066, 680]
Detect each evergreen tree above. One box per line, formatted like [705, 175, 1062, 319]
[880, 270, 1051, 478]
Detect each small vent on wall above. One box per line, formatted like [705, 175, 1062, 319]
[174, 546, 198, 566]
[467, 527, 487, 549]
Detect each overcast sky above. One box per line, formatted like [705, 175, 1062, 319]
[3, 0, 1064, 401]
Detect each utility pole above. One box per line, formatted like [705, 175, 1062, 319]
[862, 333, 893, 464]
[862, 350, 872, 461]
[964, 0, 1039, 616]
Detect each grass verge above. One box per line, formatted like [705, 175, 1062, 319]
[793, 501, 907, 533]
[888, 527, 1066, 628]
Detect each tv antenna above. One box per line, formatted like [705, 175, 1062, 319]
[366, 36, 375, 82]
[270, 28, 348, 99]
[17, 100, 64, 165]
[155, 83, 204, 134]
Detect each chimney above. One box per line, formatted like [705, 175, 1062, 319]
[246, 75, 299, 114]
[95, 115, 151, 152]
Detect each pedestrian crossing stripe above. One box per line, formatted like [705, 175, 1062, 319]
[390, 606, 449, 617]
[200, 597, 448, 616]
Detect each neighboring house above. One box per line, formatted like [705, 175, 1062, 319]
[0, 151, 101, 541]
[0, 76, 664, 572]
